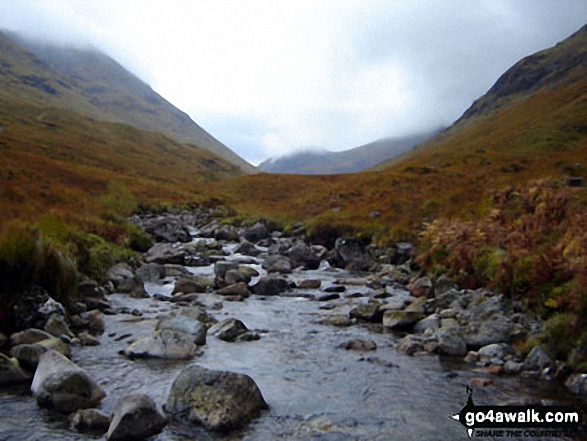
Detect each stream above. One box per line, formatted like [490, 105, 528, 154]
[0, 236, 580, 440]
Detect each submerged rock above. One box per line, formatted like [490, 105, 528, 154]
[106, 394, 168, 440]
[164, 365, 268, 432]
[31, 350, 105, 413]
[338, 339, 377, 351]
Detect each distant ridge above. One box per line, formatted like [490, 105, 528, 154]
[258, 130, 438, 174]
[0, 31, 256, 174]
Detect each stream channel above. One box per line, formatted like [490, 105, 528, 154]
[0, 233, 579, 440]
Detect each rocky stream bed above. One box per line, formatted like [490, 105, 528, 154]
[1, 209, 586, 440]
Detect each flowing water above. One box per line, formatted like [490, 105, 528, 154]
[0, 245, 579, 440]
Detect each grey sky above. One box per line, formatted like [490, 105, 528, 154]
[0, 1, 585, 165]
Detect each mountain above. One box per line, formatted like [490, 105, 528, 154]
[0, 31, 256, 174]
[258, 131, 438, 174]
[212, 23, 587, 241]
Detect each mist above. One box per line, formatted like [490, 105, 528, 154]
[0, 0, 585, 164]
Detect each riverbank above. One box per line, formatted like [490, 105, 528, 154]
[1, 207, 586, 439]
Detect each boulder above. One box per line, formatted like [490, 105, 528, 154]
[145, 243, 187, 265]
[298, 279, 322, 289]
[478, 343, 514, 361]
[397, 334, 428, 355]
[143, 217, 191, 243]
[155, 310, 208, 346]
[243, 221, 269, 243]
[349, 304, 383, 323]
[234, 240, 262, 257]
[172, 276, 209, 295]
[214, 226, 240, 242]
[10, 328, 53, 346]
[217, 283, 250, 297]
[286, 243, 321, 270]
[71, 409, 110, 435]
[0, 353, 31, 386]
[331, 238, 371, 271]
[44, 314, 75, 341]
[435, 327, 467, 356]
[408, 276, 433, 298]
[209, 319, 248, 342]
[522, 346, 554, 371]
[86, 309, 105, 336]
[224, 269, 252, 285]
[136, 263, 165, 283]
[11, 337, 71, 370]
[106, 394, 168, 441]
[262, 255, 292, 274]
[31, 350, 105, 412]
[123, 329, 200, 360]
[565, 374, 587, 396]
[382, 310, 424, 329]
[214, 261, 239, 279]
[413, 314, 440, 334]
[251, 276, 289, 296]
[164, 365, 268, 432]
[337, 339, 377, 351]
[106, 263, 146, 296]
[434, 274, 457, 296]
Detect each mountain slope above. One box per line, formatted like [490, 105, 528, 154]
[258, 131, 437, 174]
[211, 24, 587, 242]
[0, 31, 256, 174]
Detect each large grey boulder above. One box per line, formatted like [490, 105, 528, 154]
[435, 327, 467, 356]
[31, 350, 105, 412]
[286, 243, 321, 270]
[106, 394, 168, 440]
[349, 304, 382, 323]
[155, 310, 208, 346]
[172, 276, 210, 295]
[382, 310, 424, 329]
[330, 238, 371, 271]
[10, 328, 53, 346]
[262, 255, 292, 274]
[143, 217, 191, 243]
[250, 276, 289, 296]
[122, 329, 200, 360]
[243, 221, 269, 243]
[214, 261, 239, 279]
[164, 365, 268, 432]
[106, 263, 147, 297]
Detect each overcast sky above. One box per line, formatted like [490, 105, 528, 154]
[0, 1, 585, 165]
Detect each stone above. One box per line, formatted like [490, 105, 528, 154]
[44, 314, 74, 341]
[218, 283, 250, 297]
[413, 314, 440, 334]
[214, 225, 240, 242]
[504, 361, 524, 375]
[434, 274, 457, 296]
[250, 276, 289, 296]
[123, 329, 200, 360]
[338, 339, 377, 351]
[262, 255, 292, 274]
[214, 261, 239, 279]
[348, 304, 382, 323]
[322, 285, 346, 293]
[11, 337, 70, 370]
[86, 310, 105, 336]
[317, 293, 340, 302]
[71, 409, 110, 435]
[522, 346, 554, 371]
[234, 240, 262, 257]
[317, 315, 354, 327]
[478, 343, 514, 361]
[136, 263, 165, 282]
[224, 269, 251, 285]
[435, 327, 467, 356]
[565, 374, 587, 396]
[298, 279, 322, 289]
[408, 276, 433, 298]
[382, 310, 424, 329]
[243, 221, 269, 243]
[106, 394, 168, 440]
[143, 217, 191, 243]
[164, 365, 268, 432]
[464, 351, 480, 363]
[397, 334, 427, 355]
[31, 350, 105, 413]
[172, 276, 209, 295]
[331, 237, 371, 271]
[145, 243, 187, 265]
[209, 319, 248, 342]
[10, 328, 53, 346]
[0, 353, 31, 386]
[155, 310, 208, 346]
[78, 332, 101, 346]
[286, 243, 321, 270]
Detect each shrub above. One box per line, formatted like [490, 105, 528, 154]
[99, 181, 138, 216]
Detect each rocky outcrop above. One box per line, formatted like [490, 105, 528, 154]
[31, 350, 105, 413]
[106, 394, 168, 440]
[164, 365, 268, 432]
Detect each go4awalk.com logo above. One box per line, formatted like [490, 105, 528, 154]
[451, 386, 585, 438]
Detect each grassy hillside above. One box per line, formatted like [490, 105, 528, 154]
[0, 97, 239, 233]
[0, 31, 257, 174]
